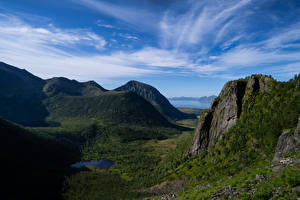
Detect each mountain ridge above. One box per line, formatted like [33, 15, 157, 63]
[0, 61, 181, 127]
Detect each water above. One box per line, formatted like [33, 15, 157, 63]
[71, 159, 115, 169]
[169, 100, 210, 109]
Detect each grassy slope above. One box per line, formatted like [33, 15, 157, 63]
[44, 91, 175, 127]
[178, 107, 204, 116]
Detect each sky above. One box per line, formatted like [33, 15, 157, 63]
[0, 0, 299, 97]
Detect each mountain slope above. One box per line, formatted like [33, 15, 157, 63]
[44, 77, 107, 97]
[187, 74, 300, 157]
[154, 74, 300, 199]
[44, 90, 174, 127]
[115, 80, 196, 120]
[0, 62, 48, 126]
[0, 118, 78, 200]
[0, 62, 175, 128]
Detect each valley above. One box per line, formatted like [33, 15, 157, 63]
[0, 62, 299, 200]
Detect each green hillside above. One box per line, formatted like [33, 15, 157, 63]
[116, 80, 196, 121]
[44, 90, 174, 127]
[0, 62, 177, 128]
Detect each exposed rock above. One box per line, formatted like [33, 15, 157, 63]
[255, 174, 266, 183]
[187, 75, 273, 156]
[210, 186, 240, 200]
[273, 117, 300, 162]
[209, 81, 246, 145]
[187, 110, 214, 156]
[272, 165, 283, 173]
[139, 180, 187, 195]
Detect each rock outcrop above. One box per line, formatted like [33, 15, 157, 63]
[187, 75, 273, 157]
[273, 117, 300, 162]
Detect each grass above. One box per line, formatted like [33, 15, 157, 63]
[176, 119, 199, 128]
[178, 107, 204, 116]
[143, 131, 193, 159]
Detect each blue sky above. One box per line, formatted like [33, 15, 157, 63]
[0, 0, 299, 97]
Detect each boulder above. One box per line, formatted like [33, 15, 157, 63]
[273, 117, 300, 162]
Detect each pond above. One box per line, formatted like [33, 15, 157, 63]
[71, 159, 115, 169]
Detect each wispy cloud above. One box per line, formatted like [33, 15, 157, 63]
[0, 13, 199, 80]
[160, 0, 252, 49]
[118, 33, 139, 41]
[1, 0, 300, 83]
[75, 0, 159, 31]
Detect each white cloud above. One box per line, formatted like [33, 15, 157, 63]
[96, 20, 116, 29]
[217, 47, 300, 67]
[76, 0, 158, 31]
[0, 14, 107, 51]
[118, 33, 139, 40]
[261, 23, 300, 49]
[0, 13, 201, 80]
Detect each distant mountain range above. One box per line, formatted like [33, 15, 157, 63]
[168, 95, 217, 103]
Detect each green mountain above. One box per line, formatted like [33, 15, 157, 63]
[44, 77, 107, 97]
[115, 80, 196, 120]
[44, 90, 173, 127]
[0, 62, 176, 128]
[154, 74, 300, 199]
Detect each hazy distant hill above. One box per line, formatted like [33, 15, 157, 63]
[168, 95, 216, 109]
[169, 95, 217, 103]
[115, 80, 196, 120]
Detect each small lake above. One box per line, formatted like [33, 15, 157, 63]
[71, 159, 115, 169]
[169, 100, 210, 109]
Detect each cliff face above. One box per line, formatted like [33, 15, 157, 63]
[187, 75, 273, 157]
[273, 117, 300, 161]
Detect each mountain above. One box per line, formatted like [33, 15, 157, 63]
[0, 62, 176, 127]
[160, 74, 300, 199]
[187, 74, 283, 156]
[115, 80, 196, 120]
[0, 117, 78, 200]
[44, 77, 107, 97]
[0, 62, 48, 126]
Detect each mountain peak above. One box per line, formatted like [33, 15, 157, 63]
[116, 80, 196, 120]
[44, 77, 107, 97]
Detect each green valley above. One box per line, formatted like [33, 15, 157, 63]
[1, 62, 300, 200]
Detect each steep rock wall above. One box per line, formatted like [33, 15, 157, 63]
[187, 75, 273, 157]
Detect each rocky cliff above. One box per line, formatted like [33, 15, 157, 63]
[273, 117, 300, 161]
[187, 75, 274, 157]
